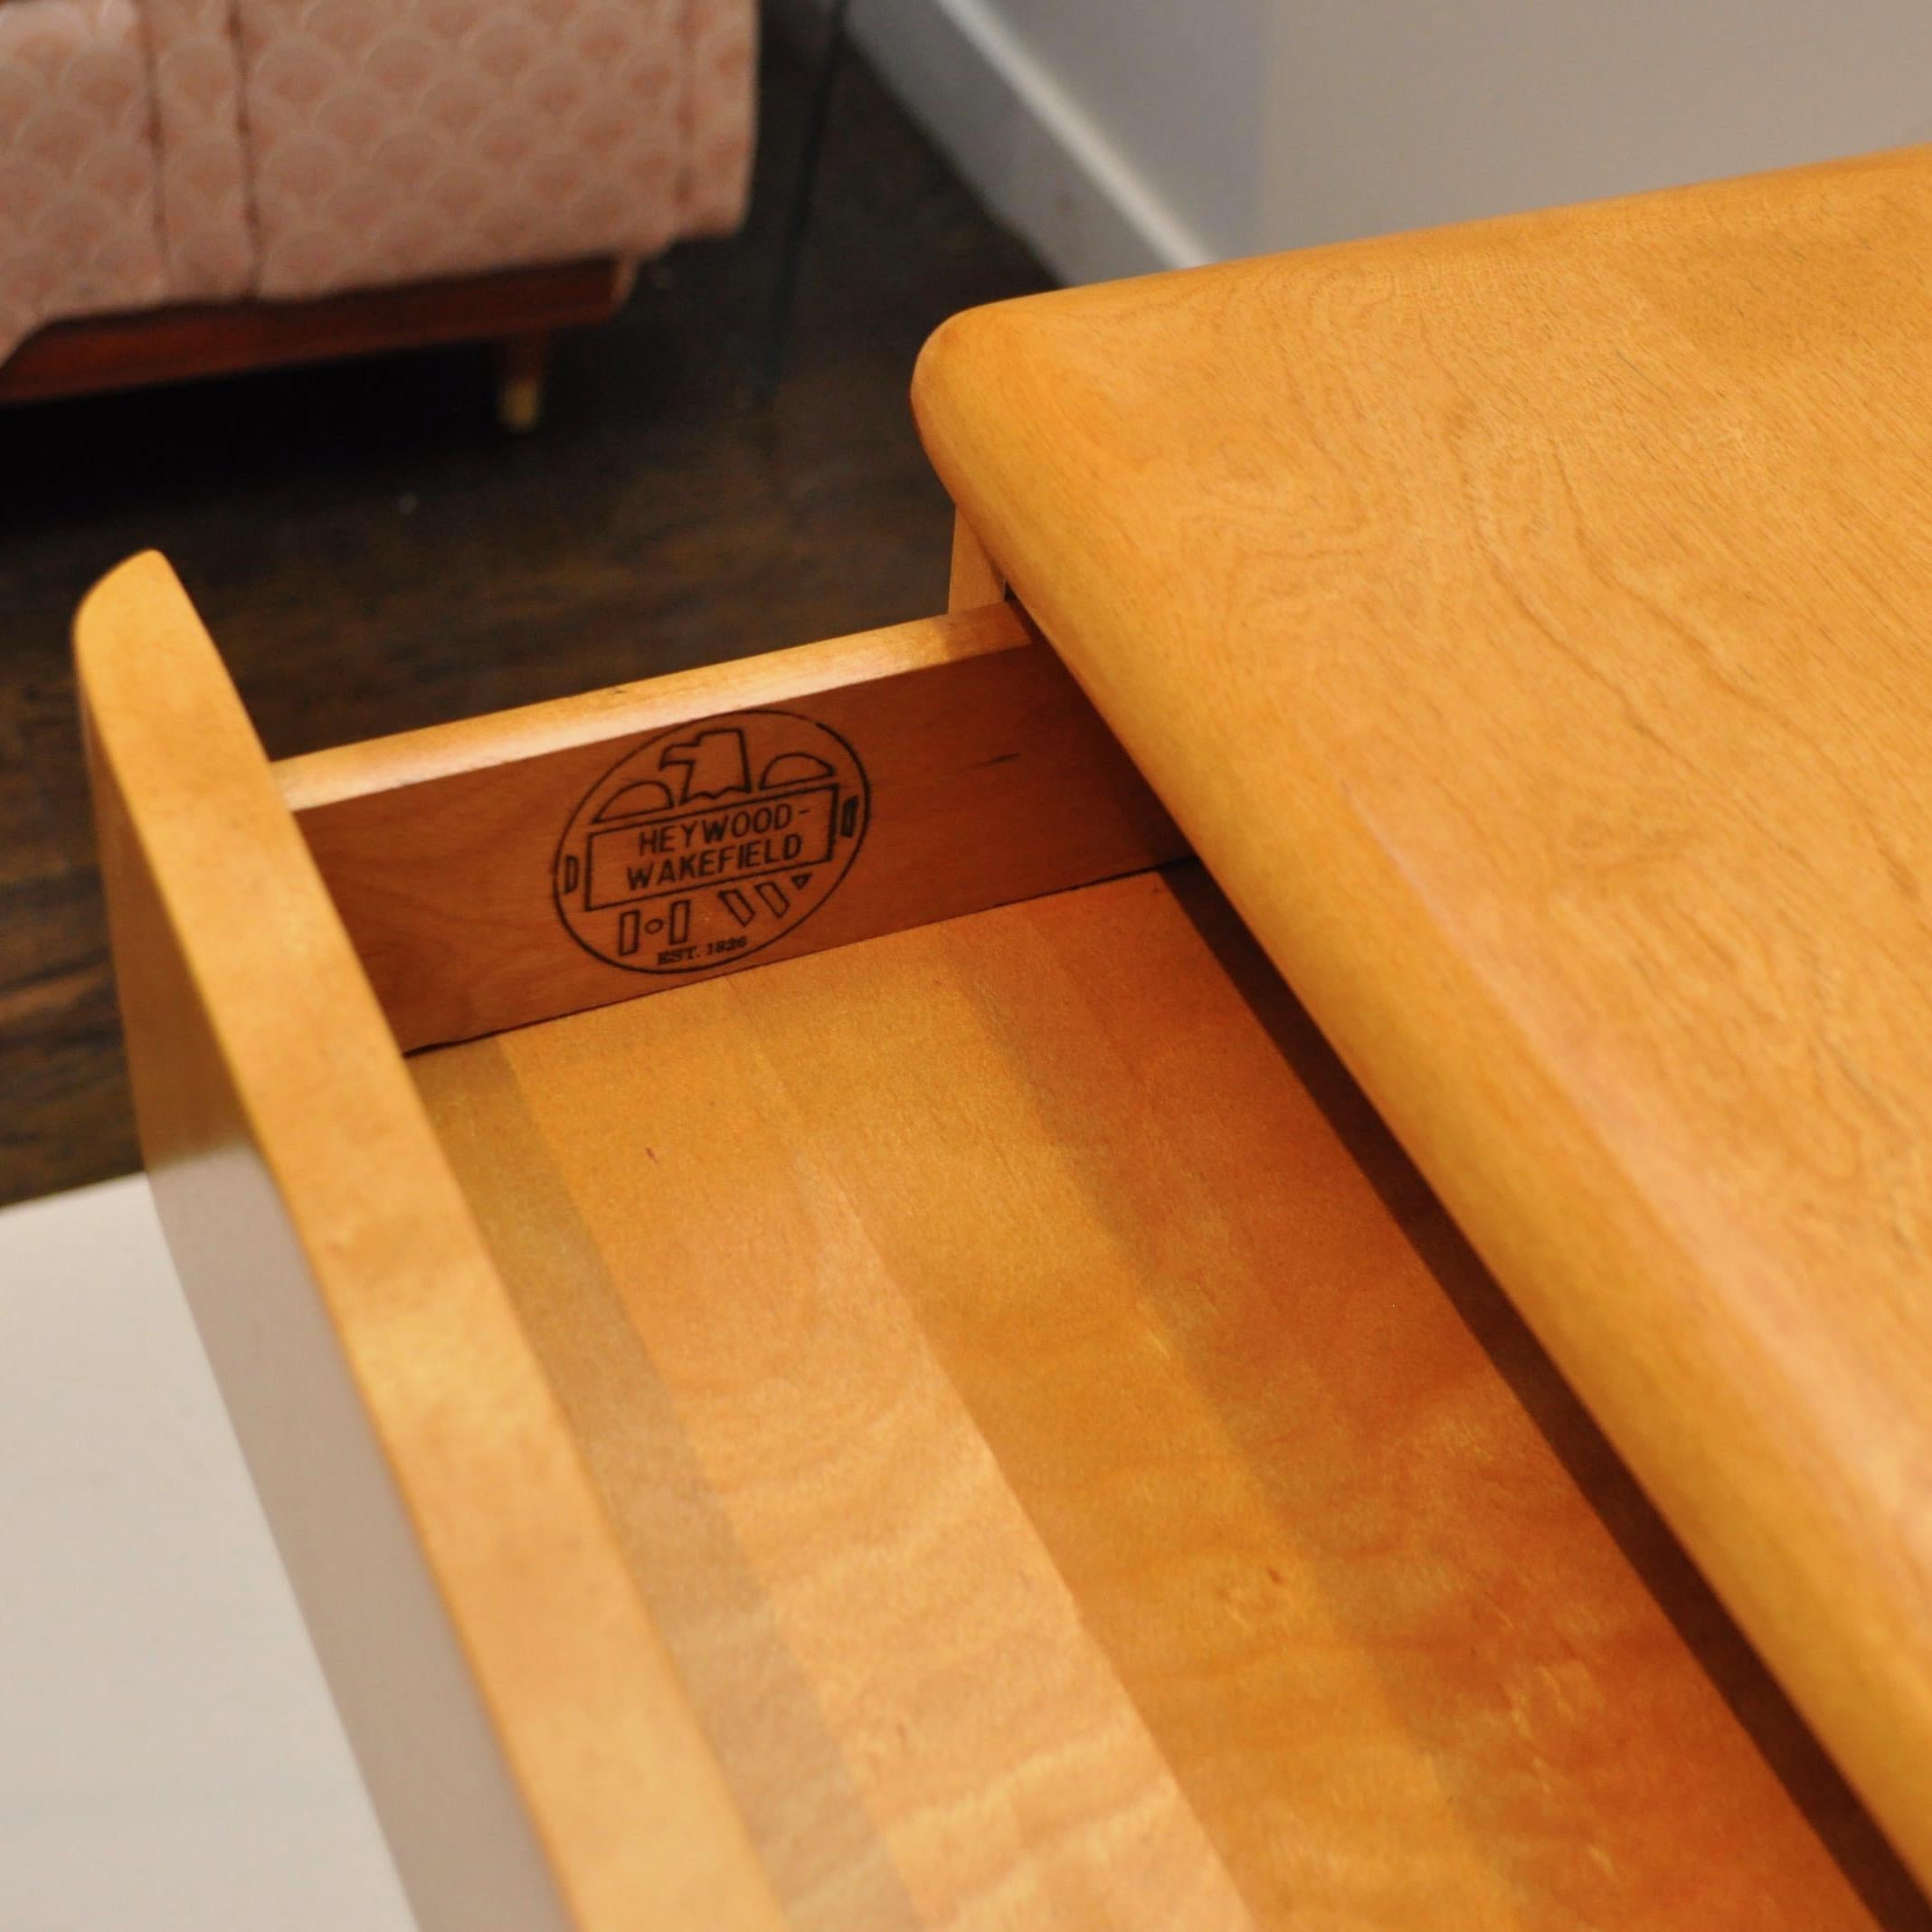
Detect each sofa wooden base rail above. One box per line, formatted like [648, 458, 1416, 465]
[77, 516, 1926, 1927]
[4, 258, 626, 431]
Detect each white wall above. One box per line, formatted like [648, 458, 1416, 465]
[845, 0, 1932, 281]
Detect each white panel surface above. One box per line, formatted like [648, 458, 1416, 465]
[838, 0, 1932, 279]
[0, 1175, 414, 1932]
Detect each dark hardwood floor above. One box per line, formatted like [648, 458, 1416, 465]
[0, 18, 1050, 1208]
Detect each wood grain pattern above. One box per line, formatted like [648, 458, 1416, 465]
[911, 144, 1932, 1889]
[2, 259, 622, 404]
[413, 866, 1923, 1929]
[279, 603, 1184, 1050]
[78, 553, 783, 1932]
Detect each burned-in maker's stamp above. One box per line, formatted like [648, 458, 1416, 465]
[554, 709, 869, 973]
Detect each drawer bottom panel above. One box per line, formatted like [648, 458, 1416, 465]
[410, 863, 1902, 1929]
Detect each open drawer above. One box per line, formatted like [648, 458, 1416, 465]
[77, 550, 1921, 1928]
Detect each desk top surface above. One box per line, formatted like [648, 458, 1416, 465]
[912, 146, 1932, 1887]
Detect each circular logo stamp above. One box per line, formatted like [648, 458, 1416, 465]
[554, 708, 869, 974]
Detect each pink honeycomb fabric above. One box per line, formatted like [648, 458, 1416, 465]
[680, 0, 755, 236]
[145, 0, 253, 298]
[0, 0, 754, 363]
[232, 0, 755, 298]
[0, 1, 170, 364]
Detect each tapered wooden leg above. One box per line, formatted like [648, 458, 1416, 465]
[947, 509, 1008, 611]
[496, 330, 551, 432]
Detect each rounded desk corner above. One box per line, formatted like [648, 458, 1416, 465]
[910, 296, 1042, 438]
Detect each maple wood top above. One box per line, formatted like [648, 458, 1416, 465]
[913, 146, 1932, 1889]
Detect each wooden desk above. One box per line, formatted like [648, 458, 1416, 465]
[80, 147, 1932, 1927]
[915, 142, 1932, 1896]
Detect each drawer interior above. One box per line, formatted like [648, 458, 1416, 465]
[410, 862, 1904, 1928]
[80, 554, 1924, 1927]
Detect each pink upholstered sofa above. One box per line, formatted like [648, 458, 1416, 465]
[0, 0, 755, 421]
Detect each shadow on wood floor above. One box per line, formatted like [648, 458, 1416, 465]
[0, 18, 1050, 1208]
